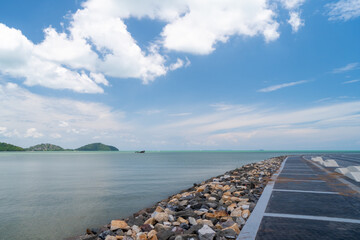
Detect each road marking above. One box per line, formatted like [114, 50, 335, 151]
[272, 189, 339, 194]
[280, 173, 318, 175]
[263, 213, 360, 224]
[277, 179, 326, 182]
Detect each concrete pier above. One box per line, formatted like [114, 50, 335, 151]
[238, 155, 360, 240]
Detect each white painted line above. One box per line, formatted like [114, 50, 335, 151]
[237, 157, 288, 240]
[277, 179, 326, 182]
[263, 213, 360, 224]
[272, 189, 339, 194]
[279, 173, 318, 175]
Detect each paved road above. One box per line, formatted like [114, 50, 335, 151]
[238, 155, 360, 240]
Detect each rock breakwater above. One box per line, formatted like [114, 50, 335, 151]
[67, 156, 285, 240]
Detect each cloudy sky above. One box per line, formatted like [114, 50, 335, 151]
[0, 0, 359, 150]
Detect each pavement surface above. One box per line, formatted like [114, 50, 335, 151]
[238, 155, 360, 240]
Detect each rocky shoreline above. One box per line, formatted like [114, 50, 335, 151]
[67, 156, 285, 240]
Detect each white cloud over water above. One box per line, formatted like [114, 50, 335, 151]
[0, 83, 131, 147]
[1, 82, 359, 149]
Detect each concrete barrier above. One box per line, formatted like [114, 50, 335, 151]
[322, 159, 339, 167]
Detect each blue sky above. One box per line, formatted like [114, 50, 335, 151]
[0, 0, 359, 150]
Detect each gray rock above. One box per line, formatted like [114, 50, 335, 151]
[198, 225, 216, 240]
[99, 230, 112, 240]
[220, 219, 235, 229]
[220, 229, 237, 239]
[175, 209, 197, 218]
[157, 229, 175, 240]
[188, 217, 197, 226]
[236, 217, 246, 226]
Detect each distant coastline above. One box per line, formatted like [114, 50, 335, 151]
[0, 142, 119, 152]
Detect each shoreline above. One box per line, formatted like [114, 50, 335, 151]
[67, 156, 286, 240]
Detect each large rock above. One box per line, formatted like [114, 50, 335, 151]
[188, 217, 197, 226]
[223, 224, 240, 234]
[198, 225, 216, 240]
[220, 229, 237, 239]
[111, 220, 130, 231]
[155, 212, 169, 223]
[175, 209, 197, 218]
[156, 229, 174, 240]
[105, 236, 117, 240]
[230, 208, 242, 217]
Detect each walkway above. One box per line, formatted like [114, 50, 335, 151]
[238, 155, 360, 240]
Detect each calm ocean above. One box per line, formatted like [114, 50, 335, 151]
[0, 151, 354, 239]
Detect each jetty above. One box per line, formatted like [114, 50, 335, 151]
[239, 154, 360, 239]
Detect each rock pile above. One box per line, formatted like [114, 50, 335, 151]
[67, 156, 285, 240]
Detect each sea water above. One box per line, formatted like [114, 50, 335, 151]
[0, 151, 353, 239]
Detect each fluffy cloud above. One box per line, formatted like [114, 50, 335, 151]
[0, 82, 131, 146]
[24, 128, 43, 138]
[0, 1, 307, 92]
[161, 0, 280, 54]
[288, 11, 304, 32]
[326, 0, 360, 21]
[280, 0, 306, 9]
[0, 24, 106, 93]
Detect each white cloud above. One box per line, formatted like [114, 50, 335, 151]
[0, 24, 106, 93]
[258, 80, 307, 92]
[326, 0, 360, 21]
[169, 58, 191, 71]
[0, 0, 309, 90]
[280, 0, 306, 9]
[153, 101, 360, 149]
[24, 128, 43, 138]
[333, 62, 359, 73]
[161, 0, 280, 54]
[51, 133, 62, 139]
[0, 82, 131, 147]
[343, 79, 360, 84]
[288, 11, 304, 32]
[169, 112, 192, 117]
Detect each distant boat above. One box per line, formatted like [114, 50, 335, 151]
[135, 150, 145, 153]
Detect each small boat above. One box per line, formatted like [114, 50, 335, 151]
[135, 150, 145, 153]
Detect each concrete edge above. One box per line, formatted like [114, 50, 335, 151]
[237, 157, 288, 240]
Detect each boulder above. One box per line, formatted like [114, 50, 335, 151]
[105, 236, 117, 240]
[156, 229, 175, 240]
[220, 229, 237, 239]
[198, 225, 216, 240]
[188, 217, 197, 226]
[155, 212, 169, 223]
[223, 224, 240, 234]
[230, 208, 242, 217]
[242, 210, 250, 219]
[136, 233, 147, 240]
[111, 220, 130, 231]
[145, 218, 156, 225]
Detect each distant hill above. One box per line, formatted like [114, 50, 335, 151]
[76, 143, 119, 151]
[0, 142, 24, 151]
[27, 143, 64, 151]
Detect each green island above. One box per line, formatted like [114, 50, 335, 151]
[0, 142, 25, 151]
[0, 142, 118, 152]
[75, 143, 119, 151]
